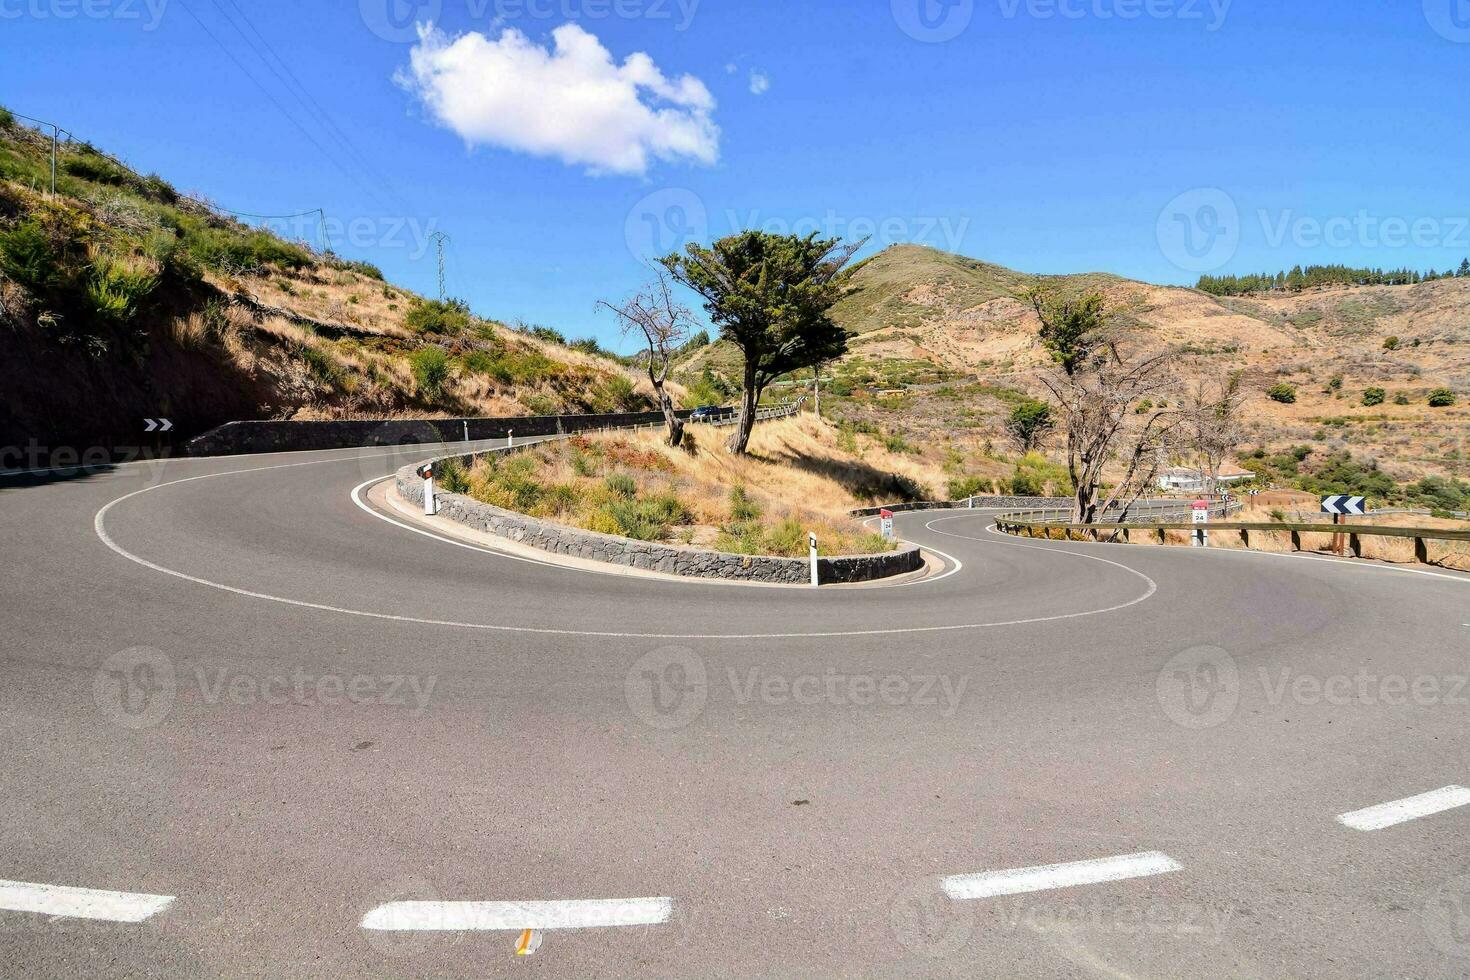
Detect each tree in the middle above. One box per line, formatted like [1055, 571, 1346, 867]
[661, 231, 859, 454]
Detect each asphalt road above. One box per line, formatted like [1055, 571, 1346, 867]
[3, 439, 1470, 978]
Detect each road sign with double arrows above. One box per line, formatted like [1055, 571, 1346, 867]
[1321, 495, 1367, 516]
[143, 418, 173, 433]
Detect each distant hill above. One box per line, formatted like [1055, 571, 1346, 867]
[0, 112, 655, 453]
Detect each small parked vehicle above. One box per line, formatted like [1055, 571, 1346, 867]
[689, 406, 722, 422]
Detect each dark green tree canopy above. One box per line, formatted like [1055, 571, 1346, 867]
[660, 231, 856, 391]
[1029, 287, 1109, 376]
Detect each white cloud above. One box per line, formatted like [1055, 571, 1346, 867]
[399, 23, 719, 177]
[748, 71, 769, 95]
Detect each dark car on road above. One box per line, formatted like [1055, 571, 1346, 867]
[689, 406, 723, 422]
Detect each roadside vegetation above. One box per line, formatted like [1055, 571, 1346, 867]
[455, 416, 914, 556]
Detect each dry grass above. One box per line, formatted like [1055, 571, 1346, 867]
[457, 414, 925, 556]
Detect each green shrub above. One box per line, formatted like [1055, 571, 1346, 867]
[299, 345, 341, 386]
[0, 107, 13, 128]
[142, 174, 178, 204]
[1428, 387, 1457, 408]
[409, 346, 450, 399]
[605, 473, 637, 499]
[0, 220, 62, 295]
[62, 153, 133, 188]
[947, 476, 988, 500]
[404, 297, 473, 335]
[882, 431, 917, 454]
[85, 252, 159, 324]
[1382, 336, 1400, 351]
[1267, 382, 1298, 404]
[588, 373, 636, 412]
[729, 485, 762, 521]
[607, 493, 690, 540]
[436, 457, 469, 494]
[1361, 387, 1386, 407]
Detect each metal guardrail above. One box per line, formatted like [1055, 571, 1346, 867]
[994, 516, 1470, 563]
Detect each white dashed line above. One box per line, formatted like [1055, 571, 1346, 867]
[0, 878, 175, 922]
[1336, 786, 1470, 831]
[941, 852, 1182, 900]
[361, 897, 673, 931]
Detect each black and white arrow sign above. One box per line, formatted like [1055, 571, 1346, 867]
[1321, 494, 1367, 516]
[144, 418, 173, 433]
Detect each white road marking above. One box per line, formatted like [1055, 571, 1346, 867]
[361, 897, 672, 931]
[93, 471, 1156, 639]
[0, 878, 174, 922]
[1336, 786, 1470, 831]
[942, 852, 1182, 900]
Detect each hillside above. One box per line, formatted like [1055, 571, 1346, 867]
[786, 244, 1469, 502]
[0, 113, 658, 454]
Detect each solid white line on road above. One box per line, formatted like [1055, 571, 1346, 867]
[0, 878, 174, 922]
[1336, 786, 1470, 831]
[941, 852, 1182, 900]
[360, 897, 673, 931]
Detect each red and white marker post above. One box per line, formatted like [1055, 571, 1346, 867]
[1191, 498, 1209, 547]
[418, 462, 437, 516]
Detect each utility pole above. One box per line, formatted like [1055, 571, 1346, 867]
[431, 232, 450, 301]
[317, 209, 334, 255]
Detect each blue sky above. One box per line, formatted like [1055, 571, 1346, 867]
[5, 0, 1470, 349]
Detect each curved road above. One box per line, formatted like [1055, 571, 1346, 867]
[3, 440, 1469, 977]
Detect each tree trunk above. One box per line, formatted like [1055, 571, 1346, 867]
[727, 364, 759, 454]
[656, 384, 684, 448]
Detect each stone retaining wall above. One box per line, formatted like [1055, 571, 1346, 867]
[397, 455, 923, 585]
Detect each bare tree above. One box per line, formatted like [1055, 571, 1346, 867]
[1180, 371, 1248, 498]
[596, 270, 695, 447]
[1030, 286, 1180, 523]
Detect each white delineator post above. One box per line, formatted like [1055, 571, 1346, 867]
[809, 532, 819, 588]
[419, 463, 436, 516]
[463, 421, 469, 442]
[507, 429, 515, 448]
[1191, 498, 1209, 547]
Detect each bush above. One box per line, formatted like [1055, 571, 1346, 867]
[1428, 387, 1457, 408]
[1361, 387, 1386, 407]
[604, 473, 637, 499]
[404, 297, 473, 335]
[62, 153, 134, 188]
[729, 485, 762, 521]
[607, 493, 690, 540]
[1383, 336, 1400, 351]
[0, 107, 13, 128]
[85, 251, 159, 324]
[142, 174, 178, 204]
[0, 220, 62, 295]
[947, 476, 988, 500]
[882, 431, 917, 454]
[1393, 392, 1410, 405]
[436, 457, 469, 494]
[409, 346, 450, 399]
[1267, 382, 1298, 404]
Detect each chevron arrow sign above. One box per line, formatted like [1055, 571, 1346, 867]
[1321, 495, 1367, 516]
[144, 418, 174, 433]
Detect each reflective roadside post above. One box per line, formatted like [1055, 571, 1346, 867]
[880, 509, 895, 541]
[418, 463, 436, 516]
[809, 532, 819, 588]
[1191, 498, 1209, 547]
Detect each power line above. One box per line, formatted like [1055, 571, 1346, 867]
[174, 0, 390, 215]
[204, 0, 407, 215]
